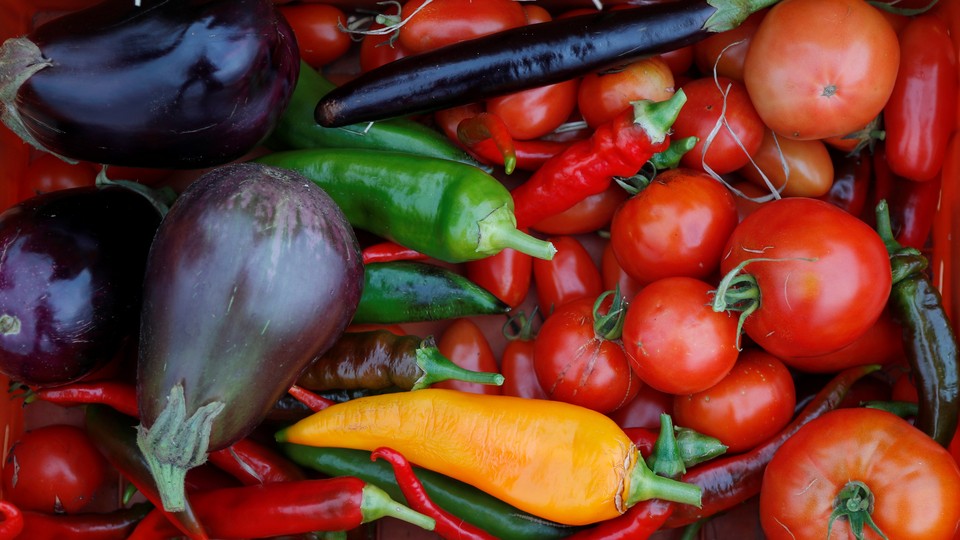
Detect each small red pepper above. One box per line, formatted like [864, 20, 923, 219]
[457, 112, 517, 174]
[19, 503, 152, 540]
[361, 240, 428, 264]
[874, 142, 941, 250]
[31, 380, 139, 417]
[287, 383, 336, 412]
[0, 501, 24, 540]
[511, 90, 686, 229]
[932, 132, 960, 330]
[372, 446, 497, 540]
[207, 437, 306, 485]
[471, 137, 576, 172]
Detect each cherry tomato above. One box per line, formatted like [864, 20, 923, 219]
[671, 76, 765, 175]
[486, 79, 580, 140]
[520, 4, 552, 24]
[397, 0, 527, 53]
[780, 308, 905, 373]
[674, 348, 795, 454]
[719, 197, 892, 358]
[358, 3, 413, 73]
[576, 57, 676, 129]
[608, 384, 672, 430]
[532, 235, 603, 316]
[279, 4, 352, 68]
[433, 318, 502, 395]
[622, 276, 740, 395]
[759, 408, 960, 540]
[610, 168, 738, 285]
[656, 46, 694, 79]
[534, 294, 640, 413]
[465, 247, 533, 309]
[2, 424, 108, 514]
[600, 239, 642, 304]
[692, 10, 765, 81]
[18, 154, 97, 202]
[743, 0, 900, 140]
[738, 129, 834, 198]
[532, 183, 628, 236]
[500, 312, 549, 400]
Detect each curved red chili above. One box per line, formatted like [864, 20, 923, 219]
[207, 437, 306, 485]
[32, 380, 139, 417]
[457, 112, 517, 174]
[20, 503, 152, 540]
[361, 241, 428, 264]
[287, 384, 336, 412]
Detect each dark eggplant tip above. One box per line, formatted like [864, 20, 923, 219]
[314, 97, 343, 128]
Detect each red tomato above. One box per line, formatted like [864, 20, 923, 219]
[532, 183, 628, 236]
[397, 0, 527, 53]
[883, 15, 958, 182]
[576, 57, 676, 129]
[671, 76, 766, 175]
[719, 197, 892, 358]
[673, 348, 795, 453]
[358, 3, 413, 72]
[759, 408, 960, 540]
[500, 318, 548, 400]
[434, 318, 502, 395]
[656, 46, 694, 78]
[737, 129, 834, 198]
[279, 4, 352, 68]
[622, 276, 740, 395]
[609, 168, 739, 285]
[534, 295, 640, 413]
[817, 147, 871, 217]
[520, 4, 552, 24]
[465, 247, 533, 309]
[486, 79, 580, 140]
[780, 308, 905, 373]
[532, 235, 603, 316]
[743, 0, 900, 140]
[2, 424, 108, 513]
[608, 384, 672, 430]
[692, 10, 765, 81]
[19, 154, 97, 201]
[600, 239, 642, 304]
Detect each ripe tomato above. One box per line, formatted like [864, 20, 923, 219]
[500, 313, 548, 400]
[576, 57, 676, 129]
[780, 308, 905, 373]
[434, 318, 502, 395]
[397, 0, 527, 54]
[673, 348, 795, 453]
[534, 294, 640, 413]
[817, 147, 871, 217]
[2, 424, 109, 513]
[743, 0, 900, 140]
[358, 3, 413, 72]
[19, 154, 97, 202]
[278, 3, 352, 68]
[737, 129, 834, 198]
[532, 183, 628, 236]
[608, 384, 672, 430]
[465, 248, 532, 309]
[532, 235, 603, 316]
[671, 76, 766, 174]
[718, 197, 892, 358]
[600, 239, 642, 304]
[609, 168, 738, 285]
[692, 10, 765, 81]
[486, 79, 580, 140]
[759, 408, 960, 540]
[622, 276, 740, 395]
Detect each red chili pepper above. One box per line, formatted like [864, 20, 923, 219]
[564, 499, 674, 540]
[818, 147, 872, 217]
[933, 133, 960, 332]
[287, 383, 336, 412]
[0, 501, 24, 540]
[874, 143, 941, 250]
[468, 134, 575, 172]
[511, 91, 685, 229]
[458, 112, 518, 174]
[371, 446, 497, 540]
[31, 380, 139, 417]
[361, 240, 428, 264]
[464, 246, 533, 308]
[207, 437, 305, 485]
[20, 503, 152, 540]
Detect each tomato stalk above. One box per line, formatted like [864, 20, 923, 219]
[827, 481, 888, 540]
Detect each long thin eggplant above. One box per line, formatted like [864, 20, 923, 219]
[315, 0, 778, 127]
[0, 186, 160, 387]
[0, 0, 299, 168]
[135, 162, 363, 513]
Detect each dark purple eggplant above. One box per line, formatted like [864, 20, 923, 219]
[0, 186, 161, 387]
[0, 0, 299, 169]
[315, 0, 775, 127]
[135, 162, 363, 512]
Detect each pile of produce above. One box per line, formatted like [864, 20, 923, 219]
[0, 0, 958, 538]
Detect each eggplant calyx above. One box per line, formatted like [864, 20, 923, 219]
[0, 38, 69, 162]
[136, 384, 225, 512]
[0, 315, 20, 335]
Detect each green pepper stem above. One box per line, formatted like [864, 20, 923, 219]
[862, 400, 919, 418]
[626, 450, 702, 509]
[649, 136, 699, 171]
[632, 89, 687, 145]
[360, 483, 436, 530]
[646, 414, 686, 479]
[411, 342, 504, 390]
[477, 204, 556, 260]
[675, 426, 727, 468]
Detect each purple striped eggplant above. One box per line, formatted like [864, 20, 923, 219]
[135, 162, 363, 512]
[0, 186, 161, 387]
[0, 0, 299, 169]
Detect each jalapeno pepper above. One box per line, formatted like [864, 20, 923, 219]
[255, 149, 556, 263]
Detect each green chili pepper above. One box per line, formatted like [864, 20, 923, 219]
[356, 261, 508, 324]
[255, 149, 556, 263]
[876, 200, 960, 447]
[280, 444, 580, 540]
[266, 62, 480, 167]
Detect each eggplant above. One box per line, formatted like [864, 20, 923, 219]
[135, 162, 363, 513]
[0, 186, 161, 387]
[0, 0, 299, 169]
[315, 0, 774, 127]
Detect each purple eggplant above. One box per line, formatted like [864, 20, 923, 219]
[135, 162, 363, 512]
[0, 186, 161, 387]
[0, 0, 299, 169]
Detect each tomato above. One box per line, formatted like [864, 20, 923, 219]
[600, 239, 642, 304]
[743, 0, 900, 140]
[2, 424, 109, 514]
[500, 317, 548, 400]
[486, 79, 580, 140]
[534, 294, 640, 413]
[718, 197, 892, 358]
[397, 0, 527, 54]
[727, 178, 769, 220]
[608, 384, 672, 430]
[673, 348, 795, 453]
[657, 46, 694, 79]
[465, 247, 533, 308]
[609, 168, 738, 285]
[576, 57, 676, 129]
[532, 235, 603, 316]
[278, 4, 352, 68]
[817, 147, 871, 217]
[532, 183, 628, 236]
[738, 129, 834, 198]
[433, 318, 502, 395]
[358, 3, 413, 73]
[19, 154, 97, 202]
[692, 10, 765, 81]
[883, 15, 958, 183]
[759, 408, 960, 540]
[780, 308, 905, 373]
[622, 276, 740, 395]
[671, 76, 765, 175]
[520, 3, 552, 24]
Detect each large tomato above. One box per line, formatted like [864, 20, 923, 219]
[742, 0, 900, 140]
[759, 408, 960, 539]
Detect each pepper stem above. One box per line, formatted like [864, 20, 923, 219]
[827, 480, 889, 540]
[136, 384, 225, 512]
[626, 448, 702, 509]
[646, 414, 686, 479]
[632, 89, 687, 145]
[411, 339, 505, 390]
[703, 0, 781, 33]
[675, 426, 727, 468]
[477, 204, 556, 260]
[359, 483, 436, 530]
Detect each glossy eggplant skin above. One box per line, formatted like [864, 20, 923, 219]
[0, 186, 161, 387]
[136, 162, 362, 511]
[2, 0, 299, 168]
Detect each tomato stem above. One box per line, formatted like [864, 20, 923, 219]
[827, 480, 889, 540]
[593, 287, 627, 341]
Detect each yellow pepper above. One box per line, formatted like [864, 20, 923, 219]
[275, 388, 700, 526]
